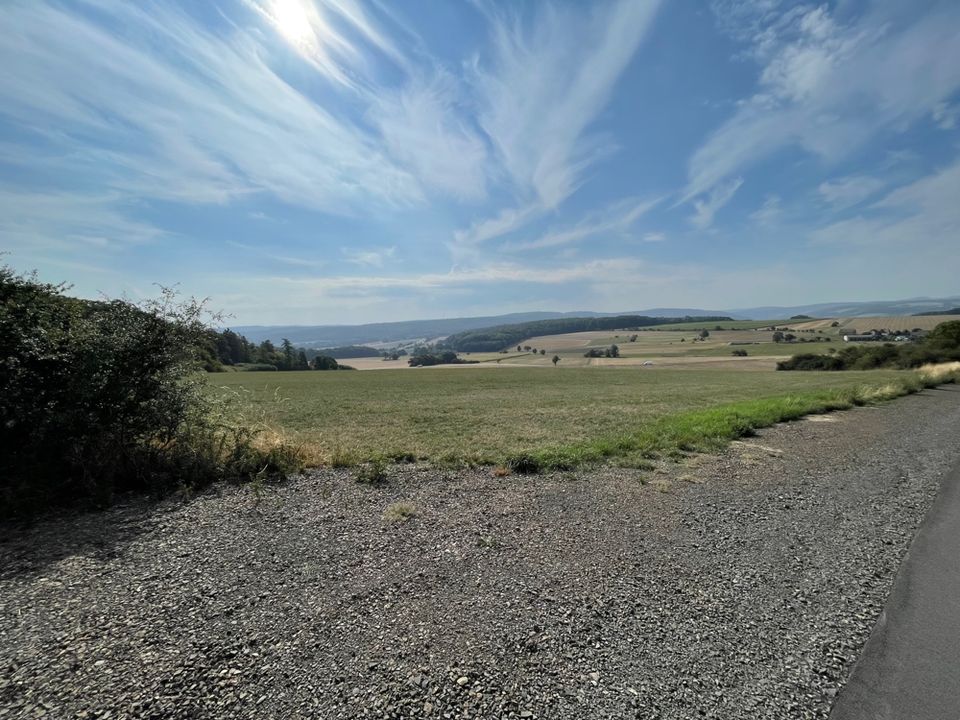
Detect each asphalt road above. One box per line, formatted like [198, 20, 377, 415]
[831, 438, 960, 718]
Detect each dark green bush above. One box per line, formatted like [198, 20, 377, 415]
[777, 321, 960, 372]
[0, 267, 301, 517]
[776, 353, 846, 371]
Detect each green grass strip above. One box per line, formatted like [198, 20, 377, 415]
[512, 375, 936, 472]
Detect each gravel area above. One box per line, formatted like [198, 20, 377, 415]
[2, 385, 960, 719]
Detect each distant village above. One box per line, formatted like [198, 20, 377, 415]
[841, 328, 927, 343]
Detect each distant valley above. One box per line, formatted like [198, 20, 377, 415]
[230, 296, 960, 347]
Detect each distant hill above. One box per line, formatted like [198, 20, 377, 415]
[914, 308, 960, 316]
[444, 315, 733, 352]
[229, 311, 610, 347]
[728, 297, 960, 320]
[311, 345, 381, 359]
[230, 296, 960, 346]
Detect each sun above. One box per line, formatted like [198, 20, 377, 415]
[270, 0, 313, 48]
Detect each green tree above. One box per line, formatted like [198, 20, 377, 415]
[699, 329, 710, 339]
[552, 355, 560, 366]
[281, 338, 295, 370]
[296, 349, 309, 370]
[312, 355, 339, 370]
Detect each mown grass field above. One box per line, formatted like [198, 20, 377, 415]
[213, 365, 915, 468]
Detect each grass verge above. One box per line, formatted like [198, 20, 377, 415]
[521, 371, 955, 472]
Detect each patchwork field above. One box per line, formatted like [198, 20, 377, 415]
[214, 366, 908, 467]
[788, 315, 956, 332]
[474, 327, 836, 368]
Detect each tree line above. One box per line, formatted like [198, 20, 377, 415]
[203, 330, 356, 371]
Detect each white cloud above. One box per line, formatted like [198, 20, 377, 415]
[686, 3, 960, 200]
[503, 196, 662, 252]
[244, 0, 409, 89]
[0, 190, 167, 253]
[452, 203, 542, 247]
[474, 0, 663, 209]
[642, 232, 666, 243]
[369, 73, 488, 201]
[0, 2, 423, 215]
[342, 245, 397, 268]
[933, 102, 959, 130]
[690, 178, 743, 230]
[245, 257, 650, 295]
[749, 194, 781, 226]
[810, 158, 960, 249]
[818, 175, 885, 209]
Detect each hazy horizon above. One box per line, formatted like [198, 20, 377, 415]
[2, 0, 960, 325]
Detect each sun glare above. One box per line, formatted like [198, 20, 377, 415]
[271, 0, 313, 48]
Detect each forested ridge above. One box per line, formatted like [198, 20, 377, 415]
[443, 315, 733, 352]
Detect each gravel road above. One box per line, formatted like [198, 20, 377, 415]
[3, 385, 959, 719]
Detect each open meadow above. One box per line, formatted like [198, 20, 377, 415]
[214, 365, 911, 468]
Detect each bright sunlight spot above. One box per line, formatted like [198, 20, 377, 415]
[270, 0, 313, 48]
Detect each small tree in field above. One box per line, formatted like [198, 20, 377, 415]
[699, 329, 710, 339]
[552, 355, 560, 366]
[539, 349, 546, 355]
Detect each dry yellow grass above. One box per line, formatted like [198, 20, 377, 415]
[338, 356, 409, 370]
[917, 361, 960, 384]
[383, 501, 418, 523]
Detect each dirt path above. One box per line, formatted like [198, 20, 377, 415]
[2, 386, 959, 719]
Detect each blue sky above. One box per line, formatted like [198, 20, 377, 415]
[2, 0, 959, 324]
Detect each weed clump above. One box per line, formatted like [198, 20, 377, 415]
[507, 454, 541, 475]
[383, 501, 417, 523]
[355, 457, 389, 485]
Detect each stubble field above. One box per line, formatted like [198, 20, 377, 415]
[214, 365, 910, 468]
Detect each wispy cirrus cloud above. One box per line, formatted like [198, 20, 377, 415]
[690, 177, 743, 229]
[503, 196, 662, 251]
[0, 190, 167, 252]
[749, 195, 781, 226]
[685, 2, 960, 201]
[245, 0, 409, 89]
[342, 245, 397, 268]
[818, 175, 886, 209]
[452, 0, 664, 250]
[452, 203, 542, 247]
[0, 1, 424, 220]
[475, 0, 662, 209]
[246, 257, 650, 295]
[811, 158, 960, 250]
[369, 72, 488, 201]
[932, 102, 959, 130]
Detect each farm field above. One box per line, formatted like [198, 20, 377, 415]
[788, 315, 956, 332]
[472, 327, 836, 367]
[214, 366, 908, 467]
